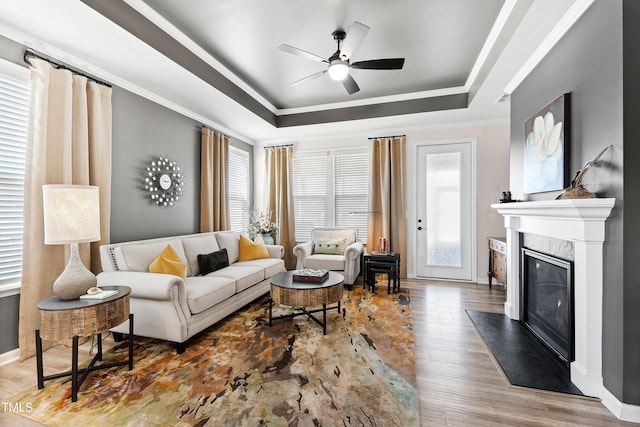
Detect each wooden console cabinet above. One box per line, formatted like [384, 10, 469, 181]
[488, 237, 506, 288]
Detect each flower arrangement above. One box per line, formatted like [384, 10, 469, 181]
[248, 209, 278, 236]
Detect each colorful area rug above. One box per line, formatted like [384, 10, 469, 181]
[12, 286, 418, 426]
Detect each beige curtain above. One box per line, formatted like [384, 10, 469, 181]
[368, 136, 407, 278]
[19, 58, 112, 360]
[265, 146, 296, 269]
[200, 128, 230, 231]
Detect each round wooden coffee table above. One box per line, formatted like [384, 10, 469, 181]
[269, 271, 344, 334]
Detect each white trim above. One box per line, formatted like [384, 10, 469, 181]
[503, 0, 596, 94]
[601, 387, 640, 423]
[464, 0, 518, 91]
[0, 284, 20, 298]
[0, 348, 19, 367]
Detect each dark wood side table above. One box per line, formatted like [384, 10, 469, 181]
[363, 253, 401, 294]
[487, 237, 507, 288]
[269, 271, 344, 335]
[35, 285, 134, 402]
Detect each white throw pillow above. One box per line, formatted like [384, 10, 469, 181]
[121, 238, 188, 273]
[215, 232, 240, 264]
[182, 234, 220, 276]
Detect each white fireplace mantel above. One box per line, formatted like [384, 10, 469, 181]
[491, 198, 631, 418]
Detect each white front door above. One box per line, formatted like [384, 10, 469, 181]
[416, 142, 473, 280]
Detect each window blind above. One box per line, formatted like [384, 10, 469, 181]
[0, 63, 29, 289]
[293, 154, 327, 242]
[334, 152, 369, 241]
[228, 146, 250, 233]
[292, 149, 369, 243]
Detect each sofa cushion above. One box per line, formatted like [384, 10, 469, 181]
[198, 248, 229, 276]
[121, 238, 188, 273]
[206, 265, 264, 293]
[304, 254, 345, 271]
[314, 238, 347, 255]
[215, 232, 240, 264]
[184, 276, 235, 314]
[182, 233, 220, 276]
[234, 258, 285, 278]
[148, 244, 187, 279]
[238, 234, 270, 261]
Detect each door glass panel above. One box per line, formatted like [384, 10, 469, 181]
[426, 152, 461, 267]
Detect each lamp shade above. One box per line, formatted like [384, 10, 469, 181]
[43, 185, 100, 245]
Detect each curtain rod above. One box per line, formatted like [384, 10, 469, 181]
[23, 50, 112, 88]
[368, 134, 406, 140]
[265, 144, 293, 149]
[200, 125, 231, 140]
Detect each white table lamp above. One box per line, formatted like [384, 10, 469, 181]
[43, 185, 100, 300]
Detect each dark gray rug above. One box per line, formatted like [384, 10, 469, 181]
[466, 310, 583, 396]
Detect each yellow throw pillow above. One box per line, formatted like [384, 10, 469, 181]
[149, 244, 187, 279]
[238, 234, 271, 262]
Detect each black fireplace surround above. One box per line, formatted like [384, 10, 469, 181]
[521, 248, 574, 364]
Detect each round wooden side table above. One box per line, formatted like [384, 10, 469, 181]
[35, 285, 134, 402]
[269, 271, 344, 334]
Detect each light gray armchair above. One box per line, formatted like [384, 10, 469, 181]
[293, 227, 364, 286]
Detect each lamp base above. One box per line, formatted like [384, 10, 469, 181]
[53, 243, 97, 300]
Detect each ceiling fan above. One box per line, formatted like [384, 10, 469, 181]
[278, 21, 405, 95]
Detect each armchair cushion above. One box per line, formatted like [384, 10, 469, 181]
[304, 254, 345, 271]
[313, 238, 347, 255]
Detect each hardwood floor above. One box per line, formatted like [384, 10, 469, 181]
[0, 279, 635, 426]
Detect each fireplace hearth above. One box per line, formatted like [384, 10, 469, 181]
[521, 248, 573, 364]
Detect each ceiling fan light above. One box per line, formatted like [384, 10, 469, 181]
[328, 61, 349, 81]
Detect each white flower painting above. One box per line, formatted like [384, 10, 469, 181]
[523, 94, 569, 194]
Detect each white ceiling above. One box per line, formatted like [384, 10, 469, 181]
[144, 0, 505, 109]
[0, 0, 589, 144]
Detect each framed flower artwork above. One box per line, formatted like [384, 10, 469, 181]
[523, 93, 571, 194]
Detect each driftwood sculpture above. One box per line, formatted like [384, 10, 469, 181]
[556, 145, 612, 199]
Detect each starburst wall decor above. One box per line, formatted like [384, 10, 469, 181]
[143, 156, 185, 207]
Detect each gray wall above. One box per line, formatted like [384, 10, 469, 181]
[110, 87, 201, 243]
[110, 86, 253, 242]
[510, 0, 639, 404]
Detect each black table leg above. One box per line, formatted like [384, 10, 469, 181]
[269, 297, 273, 326]
[128, 314, 134, 370]
[35, 329, 44, 389]
[71, 335, 79, 402]
[97, 333, 103, 361]
[322, 304, 327, 335]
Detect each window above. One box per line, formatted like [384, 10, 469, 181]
[228, 146, 250, 233]
[293, 149, 369, 243]
[0, 60, 29, 294]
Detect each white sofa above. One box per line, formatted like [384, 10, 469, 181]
[97, 231, 285, 352]
[293, 227, 363, 286]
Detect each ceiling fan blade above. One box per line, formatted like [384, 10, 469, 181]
[339, 21, 370, 60]
[290, 70, 327, 86]
[342, 74, 360, 95]
[351, 58, 405, 70]
[278, 44, 328, 63]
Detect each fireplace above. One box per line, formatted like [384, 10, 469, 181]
[521, 248, 573, 364]
[491, 199, 617, 415]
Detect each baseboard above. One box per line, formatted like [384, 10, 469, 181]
[0, 348, 19, 366]
[601, 386, 640, 423]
